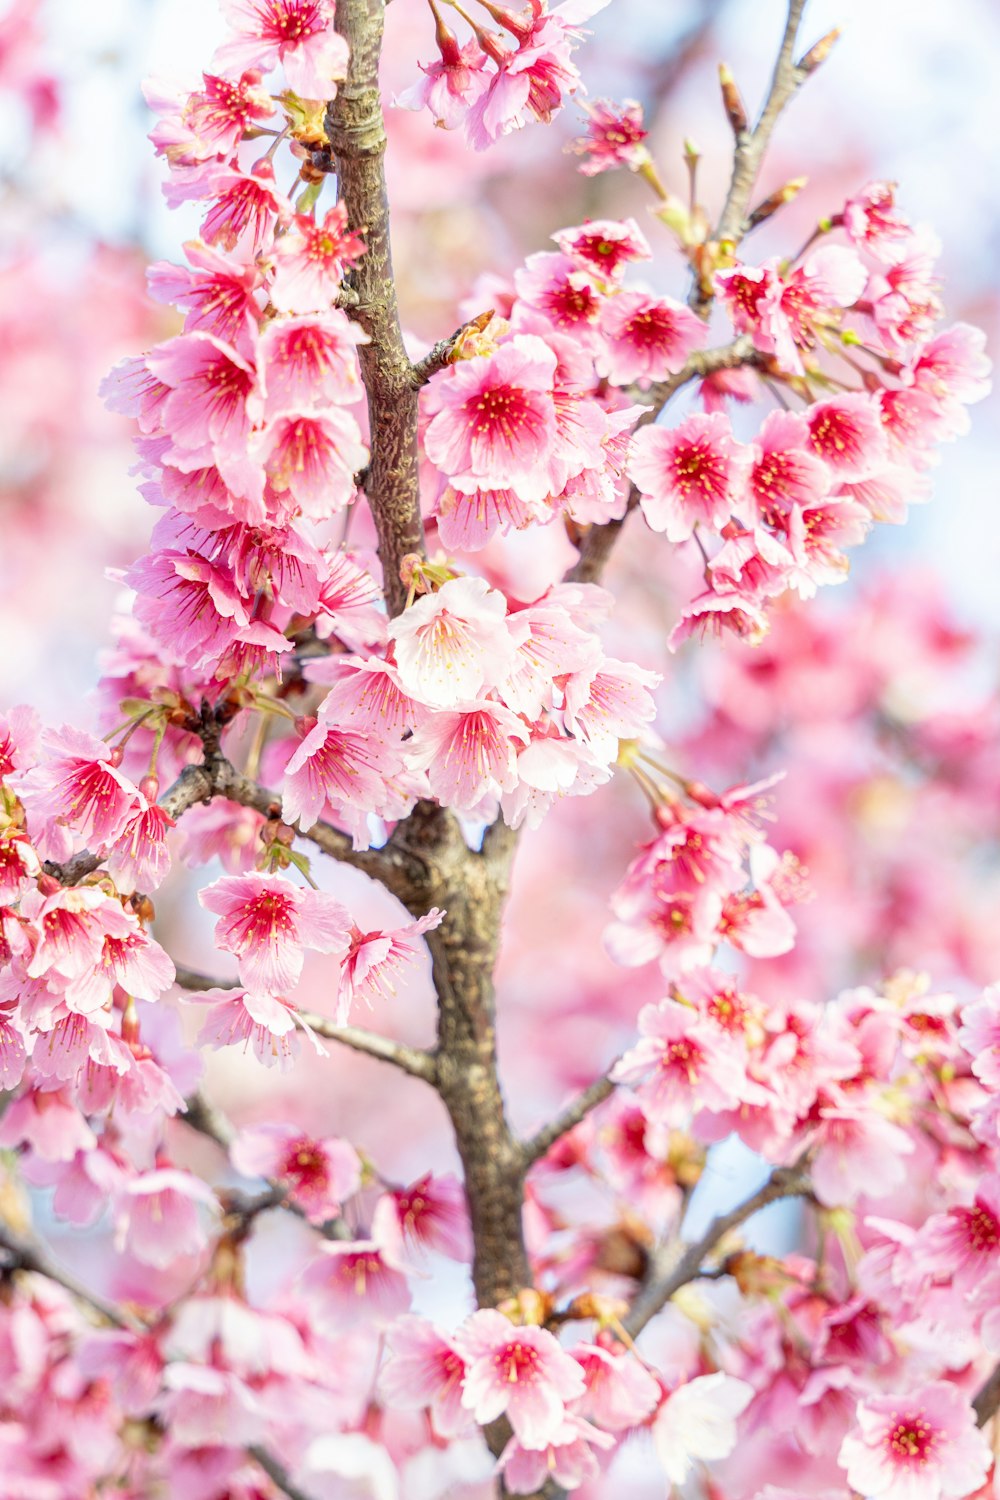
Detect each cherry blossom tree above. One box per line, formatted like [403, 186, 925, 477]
[1, 1, 998, 1498]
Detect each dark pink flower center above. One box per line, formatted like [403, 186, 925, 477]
[574, 233, 628, 272]
[962, 1202, 1000, 1253]
[625, 306, 679, 349]
[544, 278, 596, 325]
[664, 1038, 701, 1080]
[495, 1340, 539, 1383]
[809, 410, 865, 463]
[707, 987, 750, 1033]
[62, 760, 121, 819]
[260, 1, 324, 44]
[886, 1415, 936, 1465]
[241, 890, 297, 943]
[654, 898, 694, 938]
[469, 385, 533, 440]
[671, 441, 727, 499]
[283, 1137, 329, 1191]
[340, 1252, 383, 1294]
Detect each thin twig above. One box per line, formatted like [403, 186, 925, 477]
[409, 323, 468, 386]
[520, 1064, 621, 1167]
[173, 967, 438, 1082]
[0, 1221, 141, 1330]
[623, 1161, 813, 1338]
[249, 1444, 318, 1500]
[298, 1009, 439, 1082]
[711, 0, 810, 257]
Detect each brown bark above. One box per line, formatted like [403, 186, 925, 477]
[325, 0, 426, 618]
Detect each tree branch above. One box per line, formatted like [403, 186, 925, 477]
[248, 1445, 317, 1500]
[49, 748, 431, 913]
[325, 0, 425, 616]
[710, 0, 810, 260]
[974, 1363, 1000, 1427]
[0, 1221, 142, 1331]
[623, 1161, 813, 1338]
[409, 323, 468, 387]
[299, 1008, 439, 1082]
[520, 1065, 620, 1168]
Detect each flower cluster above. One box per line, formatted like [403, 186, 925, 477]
[416, 190, 986, 653]
[397, 0, 609, 150]
[381, 1307, 756, 1492]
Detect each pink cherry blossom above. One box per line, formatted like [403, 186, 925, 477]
[423, 334, 558, 495]
[270, 204, 366, 314]
[114, 1167, 218, 1268]
[573, 1341, 660, 1429]
[380, 1316, 472, 1438]
[169, 160, 292, 257]
[183, 68, 274, 155]
[916, 1177, 1000, 1293]
[251, 406, 368, 518]
[281, 715, 403, 831]
[147, 239, 263, 356]
[215, 0, 349, 101]
[372, 1171, 472, 1261]
[177, 799, 266, 873]
[395, 15, 489, 130]
[191, 984, 326, 1068]
[562, 656, 660, 760]
[107, 797, 175, 892]
[959, 984, 1000, 1088]
[612, 998, 748, 1125]
[253, 309, 367, 418]
[808, 1104, 915, 1207]
[199, 872, 351, 994]
[455, 1307, 586, 1448]
[554, 217, 652, 281]
[14, 726, 139, 853]
[514, 251, 603, 342]
[388, 575, 515, 707]
[807, 392, 887, 479]
[742, 409, 831, 525]
[839, 1383, 991, 1500]
[148, 331, 257, 470]
[629, 412, 741, 541]
[337, 909, 444, 1020]
[570, 97, 649, 175]
[843, 180, 912, 259]
[230, 1122, 361, 1223]
[301, 1237, 412, 1330]
[498, 1415, 615, 1492]
[404, 699, 529, 812]
[598, 290, 704, 386]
